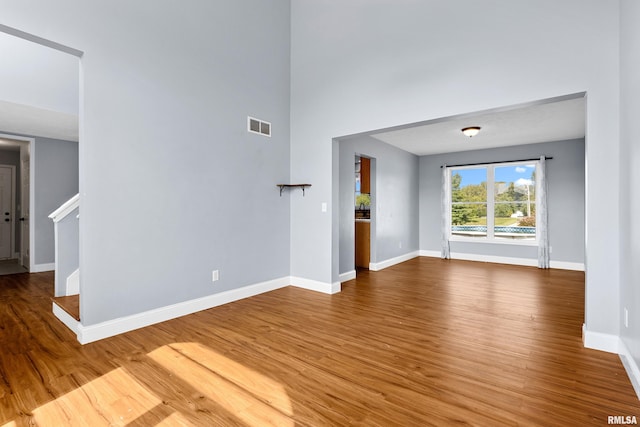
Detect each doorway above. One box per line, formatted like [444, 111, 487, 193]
[355, 156, 371, 269]
[0, 138, 31, 275]
[354, 155, 376, 273]
[0, 27, 81, 277]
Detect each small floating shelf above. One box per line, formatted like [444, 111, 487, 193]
[277, 184, 311, 196]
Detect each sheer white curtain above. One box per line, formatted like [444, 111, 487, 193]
[537, 156, 550, 268]
[441, 165, 451, 259]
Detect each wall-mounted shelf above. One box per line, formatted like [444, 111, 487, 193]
[277, 184, 311, 196]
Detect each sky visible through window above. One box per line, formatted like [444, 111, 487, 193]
[457, 164, 535, 186]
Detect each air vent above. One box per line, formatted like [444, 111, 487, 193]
[248, 116, 271, 137]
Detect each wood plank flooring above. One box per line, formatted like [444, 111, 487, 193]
[0, 259, 638, 426]
[52, 295, 80, 321]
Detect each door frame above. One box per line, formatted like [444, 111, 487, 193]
[354, 153, 376, 273]
[0, 164, 17, 260]
[0, 134, 33, 271]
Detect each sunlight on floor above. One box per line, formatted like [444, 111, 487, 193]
[30, 368, 162, 426]
[148, 342, 294, 426]
[2, 342, 293, 426]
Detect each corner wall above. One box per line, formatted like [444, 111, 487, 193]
[338, 135, 419, 276]
[1, 1, 292, 326]
[619, 0, 640, 394]
[292, 0, 620, 339]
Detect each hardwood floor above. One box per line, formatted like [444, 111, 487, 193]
[52, 295, 80, 321]
[0, 259, 638, 426]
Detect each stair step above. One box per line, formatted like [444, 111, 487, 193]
[52, 295, 80, 321]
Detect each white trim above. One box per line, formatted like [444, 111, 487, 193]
[66, 269, 79, 295]
[0, 24, 84, 57]
[369, 251, 420, 271]
[449, 235, 538, 247]
[453, 252, 538, 267]
[619, 339, 640, 400]
[418, 250, 584, 271]
[77, 276, 291, 344]
[52, 223, 60, 294]
[290, 276, 341, 294]
[48, 193, 79, 223]
[420, 250, 442, 258]
[339, 270, 356, 282]
[52, 302, 80, 335]
[448, 161, 540, 245]
[582, 324, 620, 354]
[0, 165, 17, 260]
[550, 261, 585, 271]
[32, 262, 55, 272]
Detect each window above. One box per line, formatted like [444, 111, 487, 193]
[449, 161, 537, 243]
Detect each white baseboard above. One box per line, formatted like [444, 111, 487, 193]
[339, 270, 356, 282]
[418, 250, 584, 271]
[32, 262, 55, 273]
[77, 276, 290, 344]
[290, 276, 341, 294]
[619, 338, 640, 400]
[369, 251, 419, 271]
[582, 324, 620, 354]
[52, 302, 80, 335]
[66, 269, 80, 295]
[550, 260, 585, 271]
[419, 250, 442, 258]
[452, 252, 538, 267]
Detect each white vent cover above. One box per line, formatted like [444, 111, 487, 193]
[248, 116, 271, 137]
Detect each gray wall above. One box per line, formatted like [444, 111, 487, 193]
[419, 139, 585, 264]
[620, 0, 640, 379]
[291, 0, 620, 338]
[1, 2, 624, 340]
[0, 149, 21, 251]
[0, 1, 292, 325]
[33, 136, 79, 266]
[73, 2, 291, 325]
[3, 1, 291, 326]
[338, 135, 419, 275]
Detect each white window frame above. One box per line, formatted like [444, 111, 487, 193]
[448, 160, 539, 246]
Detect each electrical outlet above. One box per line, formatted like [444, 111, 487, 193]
[625, 308, 629, 328]
[549, 246, 553, 254]
[212, 270, 219, 282]
[399, 241, 402, 249]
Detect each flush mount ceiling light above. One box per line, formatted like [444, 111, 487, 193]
[461, 126, 481, 138]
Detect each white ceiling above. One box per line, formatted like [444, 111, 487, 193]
[0, 100, 78, 142]
[0, 31, 79, 142]
[369, 96, 585, 156]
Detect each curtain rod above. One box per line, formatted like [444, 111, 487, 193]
[440, 157, 553, 168]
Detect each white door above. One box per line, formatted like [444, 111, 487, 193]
[20, 159, 29, 270]
[0, 166, 13, 259]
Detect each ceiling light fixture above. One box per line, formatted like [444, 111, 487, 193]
[461, 126, 481, 138]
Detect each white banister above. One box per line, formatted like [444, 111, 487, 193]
[49, 193, 79, 223]
[50, 193, 80, 297]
